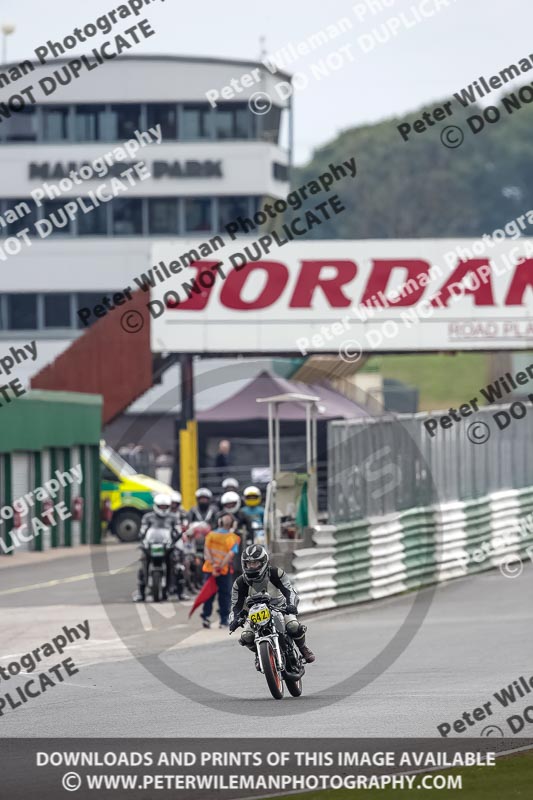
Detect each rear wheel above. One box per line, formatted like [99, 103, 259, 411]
[259, 641, 284, 699]
[285, 677, 303, 697]
[152, 570, 162, 602]
[112, 509, 142, 542]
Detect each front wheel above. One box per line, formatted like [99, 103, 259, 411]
[152, 570, 162, 602]
[285, 677, 303, 697]
[259, 641, 284, 700]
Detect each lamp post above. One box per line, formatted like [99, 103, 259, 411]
[2, 24, 15, 65]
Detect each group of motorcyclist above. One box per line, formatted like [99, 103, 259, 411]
[134, 479, 262, 603]
[134, 479, 315, 665]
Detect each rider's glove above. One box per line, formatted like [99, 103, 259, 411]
[229, 618, 241, 633]
[285, 604, 297, 615]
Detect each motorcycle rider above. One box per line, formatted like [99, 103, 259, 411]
[135, 493, 178, 602]
[241, 486, 265, 525]
[168, 491, 192, 600]
[221, 477, 239, 492]
[170, 490, 189, 532]
[188, 487, 218, 527]
[218, 477, 239, 507]
[219, 490, 253, 580]
[228, 545, 315, 664]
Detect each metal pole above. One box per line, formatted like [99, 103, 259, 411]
[288, 92, 294, 184]
[177, 354, 198, 507]
[305, 403, 311, 474]
[312, 404, 318, 467]
[180, 354, 194, 423]
[267, 402, 274, 480]
[274, 403, 281, 476]
[266, 402, 275, 543]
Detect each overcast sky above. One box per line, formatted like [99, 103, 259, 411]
[2, 0, 531, 163]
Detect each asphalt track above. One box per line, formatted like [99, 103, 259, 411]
[1, 541, 532, 738]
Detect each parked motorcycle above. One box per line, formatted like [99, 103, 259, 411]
[233, 592, 305, 699]
[141, 527, 173, 602]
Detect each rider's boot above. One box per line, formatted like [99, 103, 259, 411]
[298, 643, 315, 663]
[293, 631, 316, 663]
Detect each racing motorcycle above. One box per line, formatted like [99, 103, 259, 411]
[141, 527, 173, 602]
[233, 592, 305, 700]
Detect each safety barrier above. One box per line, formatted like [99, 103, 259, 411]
[293, 486, 533, 614]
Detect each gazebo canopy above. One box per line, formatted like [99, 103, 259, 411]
[197, 370, 371, 422]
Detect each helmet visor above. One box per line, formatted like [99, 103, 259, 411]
[245, 559, 262, 570]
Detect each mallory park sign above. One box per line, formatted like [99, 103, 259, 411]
[28, 160, 223, 180]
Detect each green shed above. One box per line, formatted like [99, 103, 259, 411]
[0, 391, 102, 555]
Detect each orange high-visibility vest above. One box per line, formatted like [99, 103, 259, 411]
[203, 531, 240, 575]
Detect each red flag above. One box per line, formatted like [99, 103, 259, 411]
[188, 575, 218, 618]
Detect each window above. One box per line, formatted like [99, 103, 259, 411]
[78, 203, 108, 236]
[4, 108, 37, 141]
[2, 199, 38, 237]
[109, 104, 141, 140]
[185, 198, 212, 232]
[76, 293, 107, 328]
[44, 294, 71, 328]
[41, 200, 74, 235]
[218, 197, 250, 231]
[258, 105, 282, 144]
[74, 105, 107, 141]
[214, 104, 252, 139]
[111, 198, 143, 235]
[7, 294, 38, 330]
[273, 162, 289, 182]
[235, 106, 252, 138]
[101, 465, 119, 483]
[149, 198, 179, 235]
[42, 106, 70, 141]
[182, 105, 211, 139]
[147, 104, 177, 139]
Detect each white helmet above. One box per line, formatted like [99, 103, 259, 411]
[171, 491, 182, 511]
[153, 493, 172, 517]
[195, 487, 213, 500]
[220, 490, 241, 514]
[222, 477, 239, 491]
